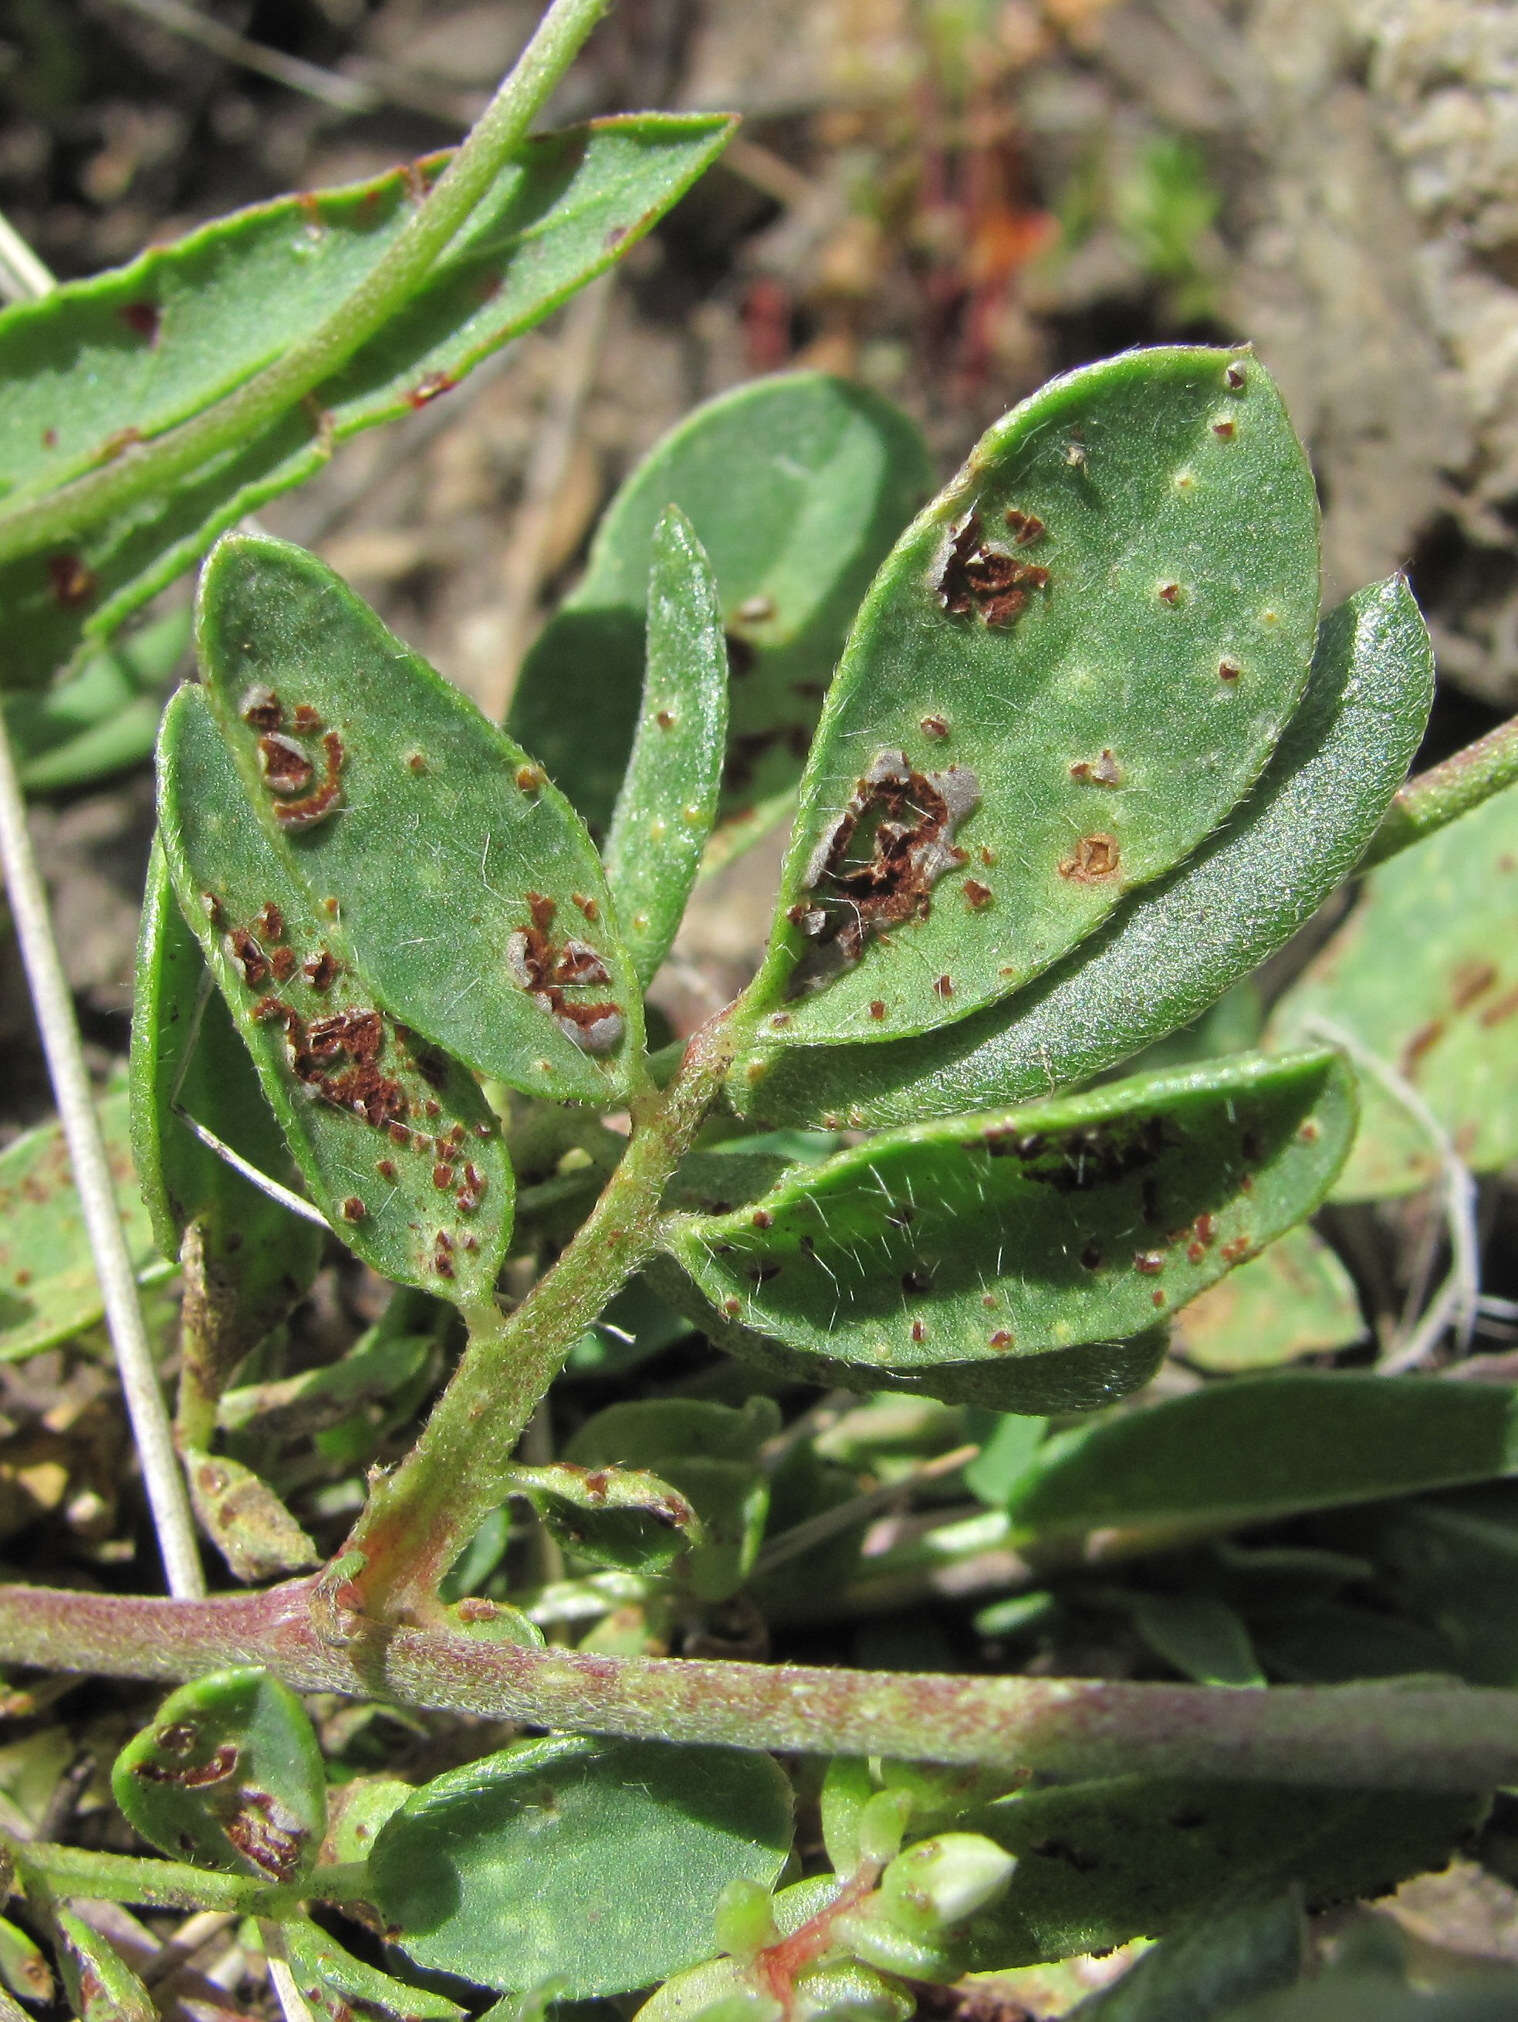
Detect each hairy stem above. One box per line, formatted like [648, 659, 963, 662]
[5, 1832, 369, 1915]
[2, 1578, 1515, 1793]
[1361, 710, 1518, 869]
[345, 1015, 736, 1621]
[0, 0, 608, 567]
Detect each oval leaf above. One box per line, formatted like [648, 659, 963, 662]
[112, 1667, 325, 1886]
[735, 346, 1319, 1055]
[0, 116, 734, 685]
[734, 576, 1431, 1125]
[509, 372, 934, 836]
[1003, 1373, 1518, 1541]
[157, 682, 513, 1303]
[1272, 780, 1518, 1197]
[195, 532, 643, 1102]
[370, 1735, 793, 1997]
[666, 1051, 1354, 1410]
[0, 1088, 174, 1364]
[1170, 1224, 1364, 1373]
[604, 507, 729, 984]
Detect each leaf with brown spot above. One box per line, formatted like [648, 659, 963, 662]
[112, 1667, 325, 1886]
[157, 682, 513, 1303]
[1273, 781, 1518, 1197]
[666, 1051, 1355, 1412]
[738, 347, 1319, 1055]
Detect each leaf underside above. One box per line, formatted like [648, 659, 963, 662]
[666, 1049, 1355, 1412]
[0, 115, 733, 687]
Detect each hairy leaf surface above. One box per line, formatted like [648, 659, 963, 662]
[735, 577, 1431, 1124]
[371, 1736, 793, 1997]
[1272, 781, 1518, 1197]
[666, 1051, 1353, 1410]
[158, 683, 513, 1302]
[604, 508, 729, 984]
[737, 347, 1318, 1052]
[0, 117, 733, 686]
[195, 533, 642, 1101]
[509, 372, 933, 835]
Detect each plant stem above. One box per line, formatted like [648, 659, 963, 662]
[6, 1832, 370, 1914]
[0, 0, 609, 568]
[1360, 710, 1518, 869]
[3, 1578, 1516, 1793]
[345, 1015, 736, 1621]
[0, 706, 203, 1599]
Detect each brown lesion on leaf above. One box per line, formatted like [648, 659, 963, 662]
[134, 1741, 239, 1788]
[1060, 833, 1121, 883]
[1399, 1018, 1445, 1077]
[223, 1791, 308, 1883]
[272, 730, 344, 831]
[1070, 750, 1122, 787]
[241, 686, 283, 732]
[788, 749, 980, 991]
[47, 553, 97, 609]
[225, 926, 270, 988]
[506, 890, 623, 1054]
[937, 509, 1050, 628]
[1450, 960, 1498, 1011]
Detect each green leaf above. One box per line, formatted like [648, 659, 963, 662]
[733, 576, 1432, 1125]
[157, 682, 513, 1302]
[735, 347, 1318, 1052]
[1067, 1891, 1303, 2020]
[370, 1735, 794, 1997]
[1171, 1226, 1363, 1372]
[111, 1667, 325, 1885]
[604, 507, 729, 985]
[1003, 1375, 1518, 1542]
[0, 117, 734, 685]
[560, 1397, 779, 1600]
[0, 1087, 174, 1363]
[53, 1912, 156, 2022]
[665, 1050, 1354, 1411]
[964, 1777, 1481, 1969]
[282, 1917, 466, 2022]
[1271, 782, 1518, 1197]
[183, 1447, 320, 1582]
[131, 833, 324, 1342]
[509, 372, 934, 840]
[6, 604, 188, 791]
[194, 532, 643, 1102]
[507, 1456, 705, 1576]
[0, 1915, 53, 2008]
[1235, 1969, 1518, 2021]
[1128, 1593, 1265, 1688]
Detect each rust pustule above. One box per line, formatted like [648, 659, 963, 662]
[920, 714, 950, 738]
[1070, 750, 1122, 787]
[407, 370, 458, 408]
[225, 927, 270, 988]
[241, 686, 282, 731]
[272, 731, 344, 830]
[47, 553, 97, 608]
[937, 510, 1049, 627]
[1218, 659, 1242, 682]
[118, 300, 161, 344]
[506, 890, 623, 1054]
[1060, 833, 1121, 883]
[302, 949, 339, 992]
[963, 878, 993, 910]
[270, 947, 297, 983]
[789, 749, 980, 989]
[255, 903, 285, 942]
